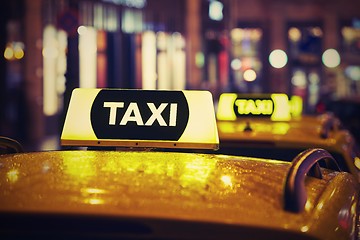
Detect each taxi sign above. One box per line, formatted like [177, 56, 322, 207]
[216, 93, 302, 121]
[61, 88, 219, 150]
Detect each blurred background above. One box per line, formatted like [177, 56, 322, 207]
[0, 0, 360, 151]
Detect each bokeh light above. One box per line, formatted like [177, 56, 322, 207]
[345, 66, 360, 81]
[269, 49, 288, 68]
[230, 58, 242, 71]
[4, 42, 25, 61]
[77, 25, 87, 35]
[322, 48, 341, 68]
[243, 69, 257, 82]
[288, 27, 301, 42]
[4, 46, 14, 60]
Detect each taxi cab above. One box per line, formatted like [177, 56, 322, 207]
[0, 89, 359, 240]
[216, 93, 360, 182]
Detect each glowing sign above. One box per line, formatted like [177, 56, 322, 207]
[61, 88, 219, 150]
[234, 99, 273, 115]
[216, 93, 302, 121]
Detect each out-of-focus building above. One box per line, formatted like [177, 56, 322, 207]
[0, 0, 360, 151]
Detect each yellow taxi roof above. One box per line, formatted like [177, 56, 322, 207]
[0, 150, 357, 239]
[217, 115, 352, 150]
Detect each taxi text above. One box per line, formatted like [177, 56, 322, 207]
[103, 102, 178, 126]
[235, 99, 273, 115]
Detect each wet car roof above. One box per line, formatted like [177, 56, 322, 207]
[217, 112, 359, 154]
[0, 150, 353, 235]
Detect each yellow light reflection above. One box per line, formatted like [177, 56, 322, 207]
[316, 202, 324, 210]
[180, 158, 216, 188]
[301, 225, 309, 232]
[305, 200, 312, 211]
[103, 153, 168, 176]
[82, 188, 106, 195]
[351, 199, 357, 216]
[81, 187, 106, 205]
[86, 198, 104, 205]
[7, 169, 19, 183]
[272, 122, 290, 135]
[143, 161, 170, 176]
[101, 152, 217, 189]
[257, 123, 270, 132]
[354, 157, 360, 170]
[218, 122, 236, 133]
[63, 152, 97, 179]
[221, 175, 233, 188]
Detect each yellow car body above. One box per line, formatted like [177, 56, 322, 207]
[0, 149, 359, 240]
[216, 93, 360, 182]
[217, 113, 360, 182]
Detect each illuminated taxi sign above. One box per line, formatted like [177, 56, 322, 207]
[61, 88, 219, 150]
[216, 93, 302, 121]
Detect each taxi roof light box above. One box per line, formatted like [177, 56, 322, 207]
[61, 88, 219, 150]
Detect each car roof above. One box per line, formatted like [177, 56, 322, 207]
[217, 114, 354, 151]
[216, 113, 360, 180]
[0, 150, 357, 239]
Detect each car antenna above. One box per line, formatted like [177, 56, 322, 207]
[243, 121, 252, 132]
